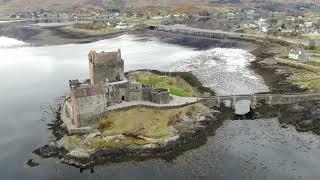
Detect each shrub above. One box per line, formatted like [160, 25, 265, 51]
[167, 111, 183, 126]
[96, 120, 113, 131]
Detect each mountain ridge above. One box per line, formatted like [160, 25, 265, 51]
[0, 0, 318, 13]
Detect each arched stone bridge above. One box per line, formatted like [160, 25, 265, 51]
[198, 92, 320, 108]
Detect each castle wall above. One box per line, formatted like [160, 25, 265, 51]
[89, 50, 125, 84]
[77, 94, 107, 126]
[90, 61, 125, 84]
[105, 82, 129, 104]
[64, 99, 73, 121]
[128, 82, 143, 101]
[70, 83, 107, 127]
[142, 85, 153, 101]
[151, 89, 170, 104]
[128, 91, 142, 101]
[70, 92, 80, 127]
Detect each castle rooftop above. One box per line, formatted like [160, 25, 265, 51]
[71, 83, 105, 98]
[89, 49, 122, 64]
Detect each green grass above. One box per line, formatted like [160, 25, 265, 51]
[313, 46, 320, 51]
[134, 71, 202, 97]
[169, 87, 192, 97]
[63, 24, 123, 36]
[66, 135, 84, 145]
[305, 61, 320, 67]
[310, 50, 320, 58]
[288, 68, 320, 91]
[302, 34, 320, 41]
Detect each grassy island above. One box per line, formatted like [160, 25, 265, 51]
[65, 103, 208, 149]
[133, 70, 214, 97]
[63, 23, 124, 36]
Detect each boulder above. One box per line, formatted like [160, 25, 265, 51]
[161, 135, 180, 146]
[26, 159, 39, 167]
[142, 144, 157, 149]
[168, 127, 178, 136]
[86, 132, 101, 139]
[68, 148, 92, 159]
[295, 120, 313, 132]
[103, 134, 125, 142]
[197, 116, 207, 122]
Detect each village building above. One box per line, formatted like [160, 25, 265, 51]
[288, 49, 309, 61]
[63, 49, 170, 129]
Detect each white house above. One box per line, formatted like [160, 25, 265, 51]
[152, 16, 163, 20]
[115, 22, 127, 29]
[289, 49, 302, 60]
[257, 18, 266, 26]
[261, 25, 268, 33]
[305, 22, 313, 28]
[289, 49, 309, 61]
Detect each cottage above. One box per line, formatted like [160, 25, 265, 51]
[288, 49, 309, 61]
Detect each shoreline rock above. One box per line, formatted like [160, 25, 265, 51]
[34, 106, 226, 169]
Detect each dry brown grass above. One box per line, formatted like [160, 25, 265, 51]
[94, 103, 207, 139]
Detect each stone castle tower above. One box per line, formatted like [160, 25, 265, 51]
[88, 49, 125, 85]
[62, 49, 170, 131]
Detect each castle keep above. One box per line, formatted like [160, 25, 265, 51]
[64, 49, 170, 128]
[88, 49, 125, 84]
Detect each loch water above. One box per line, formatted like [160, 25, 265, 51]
[0, 34, 320, 180]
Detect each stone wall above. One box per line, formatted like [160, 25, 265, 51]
[201, 93, 320, 108]
[142, 85, 153, 101]
[70, 92, 80, 127]
[128, 82, 143, 101]
[76, 94, 107, 126]
[89, 50, 125, 84]
[270, 94, 320, 105]
[151, 88, 170, 104]
[105, 82, 129, 104]
[70, 83, 107, 127]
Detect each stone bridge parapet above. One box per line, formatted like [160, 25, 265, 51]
[148, 25, 303, 46]
[199, 93, 320, 108]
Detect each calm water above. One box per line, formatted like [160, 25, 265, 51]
[0, 34, 320, 180]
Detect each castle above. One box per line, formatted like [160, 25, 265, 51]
[64, 49, 170, 128]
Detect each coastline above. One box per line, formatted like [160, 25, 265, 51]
[33, 69, 223, 169]
[27, 26, 320, 170]
[249, 42, 307, 93]
[34, 99, 229, 169]
[0, 21, 132, 46]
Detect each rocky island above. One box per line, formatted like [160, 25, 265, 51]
[34, 48, 223, 169]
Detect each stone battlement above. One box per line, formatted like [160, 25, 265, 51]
[89, 49, 125, 84]
[88, 49, 122, 64]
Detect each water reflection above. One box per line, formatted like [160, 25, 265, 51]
[235, 100, 251, 115]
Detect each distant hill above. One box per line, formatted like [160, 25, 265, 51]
[0, 0, 318, 13]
